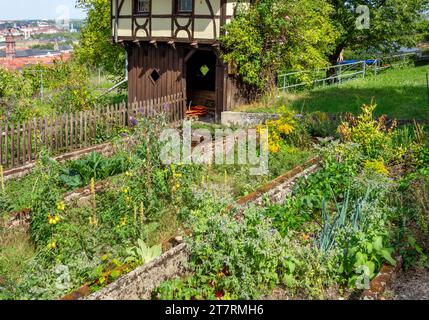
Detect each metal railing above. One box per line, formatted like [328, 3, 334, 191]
[278, 52, 417, 92]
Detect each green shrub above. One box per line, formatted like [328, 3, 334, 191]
[338, 104, 396, 161]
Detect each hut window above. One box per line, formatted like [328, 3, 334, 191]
[137, 0, 150, 13]
[150, 69, 161, 83]
[177, 0, 192, 12]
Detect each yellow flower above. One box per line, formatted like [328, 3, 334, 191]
[89, 216, 98, 226]
[56, 201, 65, 211]
[277, 123, 294, 135]
[48, 214, 60, 225]
[122, 187, 129, 194]
[302, 233, 310, 241]
[119, 217, 127, 227]
[47, 241, 57, 250]
[125, 171, 132, 177]
[364, 159, 389, 176]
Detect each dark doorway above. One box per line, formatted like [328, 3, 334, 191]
[186, 49, 217, 121]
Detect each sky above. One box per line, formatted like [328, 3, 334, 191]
[0, 0, 86, 20]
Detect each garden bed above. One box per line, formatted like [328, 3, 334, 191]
[81, 158, 320, 300]
[2, 141, 115, 182]
[0, 114, 315, 300]
[149, 105, 429, 301]
[1, 104, 427, 301]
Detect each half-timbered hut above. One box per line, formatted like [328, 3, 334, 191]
[111, 0, 251, 121]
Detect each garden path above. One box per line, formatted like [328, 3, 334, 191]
[390, 268, 429, 300]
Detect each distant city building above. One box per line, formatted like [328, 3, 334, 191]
[5, 30, 16, 60]
[70, 23, 77, 33]
[0, 20, 77, 70]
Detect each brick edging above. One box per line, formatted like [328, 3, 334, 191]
[361, 256, 403, 300]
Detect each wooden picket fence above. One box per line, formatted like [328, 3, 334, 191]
[0, 92, 186, 170]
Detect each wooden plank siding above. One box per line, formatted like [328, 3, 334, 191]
[127, 42, 251, 122]
[127, 43, 187, 103]
[0, 93, 186, 170]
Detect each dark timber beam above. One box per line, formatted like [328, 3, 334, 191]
[184, 48, 197, 63]
[168, 40, 176, 49]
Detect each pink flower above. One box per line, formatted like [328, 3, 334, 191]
[285, 15, 291, 21]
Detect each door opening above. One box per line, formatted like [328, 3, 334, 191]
[186, 49, 217, 122]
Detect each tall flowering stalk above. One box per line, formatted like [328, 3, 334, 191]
[140, 202, 145, 225]
[90, 177, 98, 226]
[0, 165, 4, 193]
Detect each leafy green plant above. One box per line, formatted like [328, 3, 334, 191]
[318, 183, 396, 288]
[125, 239, 162, 265]
[265, 199, 310, 236]
[59, 151, 130, 188]
[399, 234, 428, 270]
[155, 205, 294, 300]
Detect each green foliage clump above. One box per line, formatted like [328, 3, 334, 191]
[0, 60, 96, 123]
[326, 0, 429, 64]
[60, 151, 131, 189]
[155, 202, 334, 300]
[318, 176, 396, 287]
[220, 0, 338, 90]
[338, 104, 396, 161]
[75, 0, 126, 79]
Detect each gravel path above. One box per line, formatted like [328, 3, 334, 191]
[391, 268, 429, 300]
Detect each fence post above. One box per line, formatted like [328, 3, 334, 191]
[0, 122, 3, 167]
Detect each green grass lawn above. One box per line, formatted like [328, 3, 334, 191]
[238, 65, 429, 120]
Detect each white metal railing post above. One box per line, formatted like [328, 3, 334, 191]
[283, 75, 286, 92]
[362, 61, 366, 79]
[339, 65, 342, 84]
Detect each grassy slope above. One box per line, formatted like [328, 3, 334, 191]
[238, 65, 429, 120]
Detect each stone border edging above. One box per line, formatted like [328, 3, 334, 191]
[221, 112, 280, 127]
[236, 157, 320, 206]
[3, 142, 115, 182]
[81, 243, 190, 301]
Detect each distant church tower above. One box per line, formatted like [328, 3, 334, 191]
[5, 30, 16, 60]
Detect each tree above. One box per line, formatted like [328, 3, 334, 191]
[74, 0, 125, 79]
[327, 0, 429, 65]
[220, 0, 338, 91]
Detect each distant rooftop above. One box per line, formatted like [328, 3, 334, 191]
[0, 45, 73, 58]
